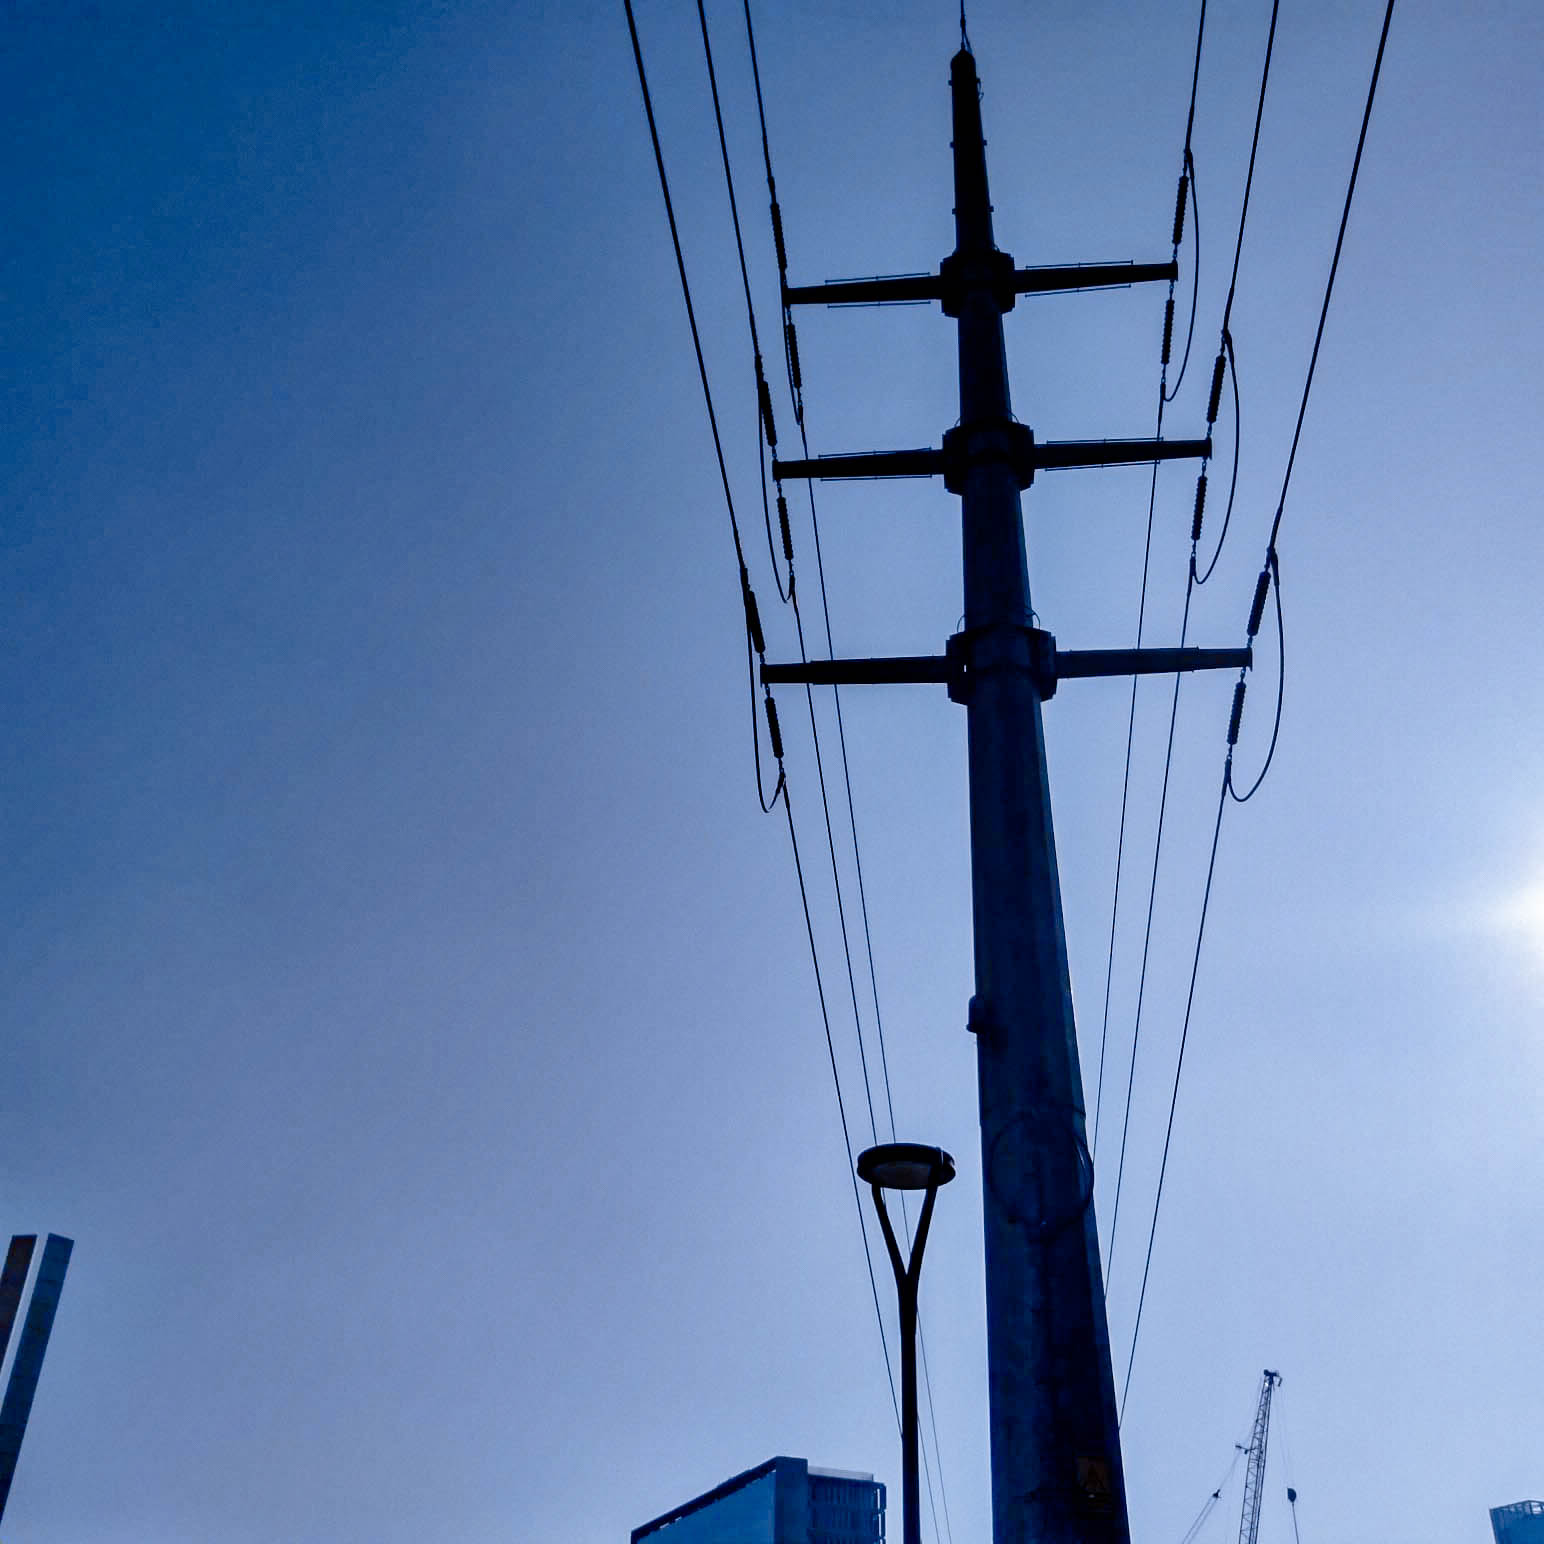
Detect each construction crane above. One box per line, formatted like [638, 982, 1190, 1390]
[1237, 1370, 1282, 1544]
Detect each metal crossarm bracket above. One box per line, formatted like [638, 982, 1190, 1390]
[772, 432, 1210, 488]
[782, 256, 1179, 312]
[760, 655, 951, 688]
[772, 448, 943, 482]
[761, 629, 1251, 704]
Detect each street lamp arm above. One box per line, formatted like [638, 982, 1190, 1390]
[906, 1183, 940, 1296]
[869, 1184, 909, 1289]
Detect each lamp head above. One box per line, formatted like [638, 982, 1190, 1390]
[857, 1142, 955, 1191]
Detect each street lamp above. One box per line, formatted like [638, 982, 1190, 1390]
[856, 1142, 955, 1544]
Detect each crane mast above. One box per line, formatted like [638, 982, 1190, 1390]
[1238, 1370, 1282, 1544]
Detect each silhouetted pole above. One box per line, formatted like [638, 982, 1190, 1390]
[947, 49, 1130, 1544]
[768, 40, 1228, 1541]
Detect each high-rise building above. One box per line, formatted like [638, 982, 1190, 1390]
[0, 1233, 75, 1523]
[632, 1455, 885, 1544]
[1493, 1502, 1544, 1544]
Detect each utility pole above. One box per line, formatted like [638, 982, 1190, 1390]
[766, 42, 1243, 1544]
[948, 45, 1127, 1544]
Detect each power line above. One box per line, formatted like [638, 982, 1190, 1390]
[1232, 0, 1397, 802]
[1164, 154, 1202, 404]
[622, 0, 746, 576]
[1272, 0, 1393, 547]
[620, 0, 782, 813]
[705, 0, 895, 1159]
[1118, 764, 1228, 1419]
[1102, 0, 1281, 1277]
[622, 0, 902, 1432]
[1227, 548, 1283, 803]
[1092, 0, 1208, 1161]
[1102, 583, 1193, 1283]
[698, 0, 899, 1209]
[694, 0, 791, 609]
[736, 7, 952, 1535]
[1192, 329, 1240, 586]
[1119, 0, 1399, 1401]
[782, 776, 903, 1428]
[661, 4, 952, 1524]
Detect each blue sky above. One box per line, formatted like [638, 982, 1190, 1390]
[4, 2, 1541, 1541]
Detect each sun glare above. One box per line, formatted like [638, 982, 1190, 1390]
[1492, 878, 1544, 966]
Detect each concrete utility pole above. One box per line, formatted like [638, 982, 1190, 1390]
[946, 49, 1128, 1543]
[767, 43, 1243, 1544]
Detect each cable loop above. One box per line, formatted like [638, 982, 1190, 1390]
[1193, 327, 1240, 585]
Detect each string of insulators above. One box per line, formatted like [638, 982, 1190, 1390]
[757, 367, 778, 450]
[1191, 473, 1208, 543]
[1162, 297, 1175, 366]
[785, 319, 802, 392]
[741, 568, 766, 657]
[770, 199, 788, 278]
[1206, 348, 1227, 426]
[776, 491, 793, 563]
[764, 694, 784, 760]
[1172, 172, 1189, 249]
[1228, 680, 1247, 747]
[1247, 566, 1271, 639]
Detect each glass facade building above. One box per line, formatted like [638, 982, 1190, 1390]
[1493, 1502, 1544, 1544]
[632, 1456, 885, 1544]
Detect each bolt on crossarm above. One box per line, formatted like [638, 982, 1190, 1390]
[947, 48, 1129, 1544]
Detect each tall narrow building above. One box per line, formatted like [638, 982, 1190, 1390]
[0, 1232, 74, 1523]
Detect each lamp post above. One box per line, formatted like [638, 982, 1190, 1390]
[857, 1143, 956, 1544]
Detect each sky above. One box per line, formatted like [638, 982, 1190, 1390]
[3, 1, 1541, 1541]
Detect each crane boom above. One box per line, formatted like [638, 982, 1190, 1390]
[1237, 1370, 1282, 1544]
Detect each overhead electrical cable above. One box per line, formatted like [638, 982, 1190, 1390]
[702, 0, 894, 1153]
[1164, 155, 1202, 404]
[1101, 583, 1193, 1280]
[738, 6, 952, 1536]
[1192, 329, 1240, 585]
[620, 0, 783, 811]
[692, 0, 791, 604]
[691, 6, 952, 1531]
[622, 0, 901, 1430]
[1119, 0, 1398, 1404]
[1103, 0, 1280, 1278]
[1231, 0, 1397, 801]
[1192, 0, 1280, 588]
[782, 777, 903, 1429]
[1116, 763, 1228, 1420]
[1091, 0, 1206, 1162]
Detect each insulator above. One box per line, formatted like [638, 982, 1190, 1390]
[1247, 567, 1271, 638]
[1207, 348, 1227, 426]
[764, 694, 784, 760]
[1172, 173, 1189, 248]
[771, 200, 788, 276]
[785, 320, 802, 391]
[1161, 298, 1175, 366]
[757, 371, 777, 450]
[1228, 680, 1246, 746]
[777, 492, 793, 562]
[743, 578, 766, 657]
[1191, 473, 1208, 543]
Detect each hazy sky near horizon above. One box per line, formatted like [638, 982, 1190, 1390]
[4, 2, 1541, 1541]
